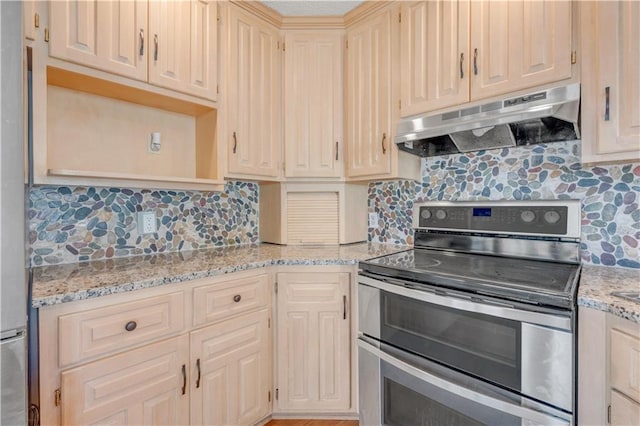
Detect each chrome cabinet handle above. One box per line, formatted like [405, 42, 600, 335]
[153, 34, 158, 61]
[181, 364, 187, 395]
[232, 131, 237, 154]
[604, 86, 610, 121]
[343, 295, 348, 320]
[381, 133, 387, 155]
[139, 29, 144, 56]
[335, 141, 339, 161]
[195, 358, 201, 388]
[473, 48, 478, 75]
[459, 52, 464, 79]
[233, 294, 242, 303]
[125, 321, 137, 332]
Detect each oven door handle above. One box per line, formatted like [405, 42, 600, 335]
[358, 338, 571, 425]
[358, 276, 571, 331]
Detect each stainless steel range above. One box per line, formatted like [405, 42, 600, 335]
[358, 200, 582, 425]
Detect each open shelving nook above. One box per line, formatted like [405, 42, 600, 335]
[43, 66, 224, 192]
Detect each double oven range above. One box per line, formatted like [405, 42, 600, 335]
[358, 200, 582, 425]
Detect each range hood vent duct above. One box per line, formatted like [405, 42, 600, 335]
[395, 83, 580, 158]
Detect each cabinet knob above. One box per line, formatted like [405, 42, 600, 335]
[233, 294, 242, 303]
[125, 321, 137, 332]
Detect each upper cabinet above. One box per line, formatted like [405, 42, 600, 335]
[49, 0, 217, 101]
[345, 4, 420, 181]
[224, 3, 282, 180]
[400, 0, 573, 117]
[581, 1, 640, 164]
[283, 31, 344, 179]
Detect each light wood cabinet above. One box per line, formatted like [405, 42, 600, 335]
[49, 0, 217, 101]
[345, 4, 420, 181]
[60, 334, 190, 426]
[400, 0, 470, 117]
[283, 31, 344, 179]
[275, 271, 351, 412]
[400, 0, 572, 117]
[226, 4, 281, 180]
[581, 1, 640, 164]
[190, 309, 271, 426]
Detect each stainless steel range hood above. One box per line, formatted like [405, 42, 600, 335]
[395, 83, 580, 157]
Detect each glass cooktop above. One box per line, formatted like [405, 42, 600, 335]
[359, 248, 581, 309]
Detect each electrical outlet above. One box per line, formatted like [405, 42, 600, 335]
[368, 212, 378, 229]
[137, 211, 157, 235]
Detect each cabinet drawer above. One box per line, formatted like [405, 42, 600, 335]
[192, 274, 269, 327]
[611, 328, 640, 403]
[58, 291, 185, 367]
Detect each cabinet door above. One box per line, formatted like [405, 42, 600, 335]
[581, 1, 640, 163]
[400, 1, 470, 117]
[346, 7, 395, 178]
[470, 0, 572, 101]
[49, 0, 147, 81]
[276, 272, 351, 412]
[60, 335, 190, 425]
[186, 0, 217, 100]
[611, 390, 640, 426]
[227, 6, 281, 179]
[148, 0, 190, 93]
[284, 31, 343, 178]
[190, 309, 271, 426]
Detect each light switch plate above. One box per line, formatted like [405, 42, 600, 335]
[368, 212, 378, 229]
[137, 211, 157, 235]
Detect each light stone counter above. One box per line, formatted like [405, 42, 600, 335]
[31, 242, 410, 307]
[578, 264, 640, 324]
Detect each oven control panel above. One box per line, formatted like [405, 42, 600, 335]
[415, 202, 576, 236]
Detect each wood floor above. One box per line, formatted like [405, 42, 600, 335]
[266, 420, 358, 426]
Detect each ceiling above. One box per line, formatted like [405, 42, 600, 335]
[260, 1, 364, 16]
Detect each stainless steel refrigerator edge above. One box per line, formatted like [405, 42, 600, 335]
[1, 1, 28, 425]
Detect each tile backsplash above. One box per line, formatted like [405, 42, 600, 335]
[29, 181, 259, 266]
[368, 140, 640, 269]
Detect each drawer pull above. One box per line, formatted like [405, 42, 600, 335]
[124, 321, 137, 332]
[196, 358, 201, 388]
[233, 294, 242, 303]
[181, 364, 187, 395]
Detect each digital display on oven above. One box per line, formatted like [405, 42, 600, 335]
[473, 208, 492, 217]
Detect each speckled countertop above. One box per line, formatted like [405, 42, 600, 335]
[578, 264, 640, 324]
[31, 242, 409, 308]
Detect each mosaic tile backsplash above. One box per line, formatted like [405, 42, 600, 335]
[29, 181, 258, 266]
[368, 140, 640, 269]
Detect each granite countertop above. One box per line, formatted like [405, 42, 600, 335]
[31, 242, 410, 308]
[578, 264, 640, 324]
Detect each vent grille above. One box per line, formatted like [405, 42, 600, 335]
[286, 192, 339, 244]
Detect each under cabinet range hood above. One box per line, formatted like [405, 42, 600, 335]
[395, 83, 580, 157]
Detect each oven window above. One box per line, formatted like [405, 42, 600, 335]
[381, 291, 521, 391]
[384, 379, 484, 426]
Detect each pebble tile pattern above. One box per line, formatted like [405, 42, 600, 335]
[28, 181, 259, 266]
[368, 141, 640, 269]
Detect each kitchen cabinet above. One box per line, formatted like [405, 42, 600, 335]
[400, 0, 470, 117]
[190, 309, 271, 426]
[275, 270, 352, 412]
[60, 335, 190, 425]
[345, 3, 420, 181]
[400, 0, 572, 117]
[283, 30, 344, 179]
[581, 1, 640, 164]
[225, 3, 282, 180]
[578, 307, 640, 425]
[49, 0, 217, 101]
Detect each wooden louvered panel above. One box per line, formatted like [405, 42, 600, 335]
[286, 192, 339, 244]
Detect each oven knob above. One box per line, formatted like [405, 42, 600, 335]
[420, 209, 432, 220]
[435, 209, 447, 220]
[544, 210, 561, 224]
[520, 210, 536, 223]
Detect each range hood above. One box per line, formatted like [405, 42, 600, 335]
[395, 83, 580, 157]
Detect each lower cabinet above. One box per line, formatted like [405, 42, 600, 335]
[60, 335, 190, 425]
[275, 270, 352, 413]
[190, 309, 271, 426]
